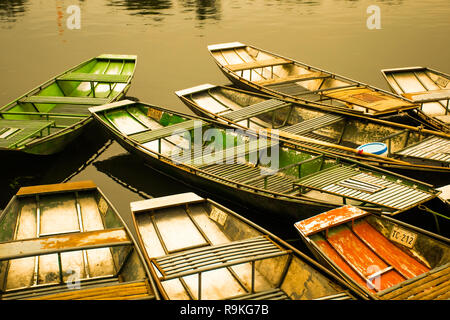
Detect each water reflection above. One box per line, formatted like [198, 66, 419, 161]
[180, 0, 221, 21]
[108, 0, 173, 15]
[0, 0, 28, 24]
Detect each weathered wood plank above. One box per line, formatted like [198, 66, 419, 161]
[16, 180, 97, 197]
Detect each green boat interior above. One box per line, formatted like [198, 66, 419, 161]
[179, 85, 450, 165]
[208, 42, 415, 115]
[90, 100, 438, 215]
[295, 205, 450, 299]
[131, 192, 355, 300]
[0, 54, 136, 150]
[0, 181, 154, 300]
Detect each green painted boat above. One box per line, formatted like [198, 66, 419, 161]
[175, 84, 450, 186]
[88, 100, 449, 236]
[131, 192, 367, 300]
[0, 180, 159, 300]
[207, 42, 418, 119]
[0, 54, 137, 156]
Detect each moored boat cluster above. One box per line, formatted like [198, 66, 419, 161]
[0, 43, 449, 301]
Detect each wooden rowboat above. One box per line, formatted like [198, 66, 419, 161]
[0, 54, 137, 156]
[207, 42, 418, 119]
[88, 100, 449, 236]
[175, 84, 450, 186]
[131, 192, 367, 300]
[381, 67, 450, 132]
[294, 205, 450, 300]
[0, 180, 159, 300]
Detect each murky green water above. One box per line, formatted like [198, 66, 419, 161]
[0, 0, 449, 243]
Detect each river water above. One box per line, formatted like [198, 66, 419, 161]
[0, 0, 449, 246]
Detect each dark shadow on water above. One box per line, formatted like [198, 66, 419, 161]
[0, 123, 109, 209]
[93, 152, 309, 253]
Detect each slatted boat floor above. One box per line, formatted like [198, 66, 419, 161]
[267, 82, 311, 96]
[0, 119, 54, 148]
[295, 164, 433, 211]
[395, 136, 450, 163]
[199, 163, 295, 194]
[283, 113, 345, 136]
[183, 139, 279, 167]
[153, 236, 289, 280]
[377, 263, 450, 300]
[221, 99, 290, 122]
[152, 235, 291, 300]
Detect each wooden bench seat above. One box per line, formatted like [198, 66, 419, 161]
[226, 58, 292, 72]
[30, 280, 153, 300]
[0, 228, 131, 261]
[257, 72, 329, 86]
[402, 89, 450, 103]
[57, 73, 130, 83]
[20, 96, 110, 105]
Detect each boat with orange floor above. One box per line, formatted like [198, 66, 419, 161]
[294, 205, 450, 300]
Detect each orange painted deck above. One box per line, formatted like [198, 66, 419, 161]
[295, 205, 369, 236]
[311, 220, 430, 293]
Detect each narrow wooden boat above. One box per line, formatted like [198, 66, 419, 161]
[88, 100, 449, 236]
[175, 84, 450, 186]
[0, 180, 159, 300]
[381, 67, 450, 132]
[207, 42, 418, 119]
[294, 205, 450, 300]
[131, 192, 367, 300]
[0, 54, 137, 156]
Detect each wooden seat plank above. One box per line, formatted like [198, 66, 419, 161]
[30, 280, 151, 300]
[0, 227, 131, 261]
[57, 73, 130, 83]
[17, 180, 97, 197]
[226, 58, 292, 72]
[20, 96, 110, 105]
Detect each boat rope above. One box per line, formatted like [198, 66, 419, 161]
[62, 139, 114, 183]
[418, 205, 450, 221]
